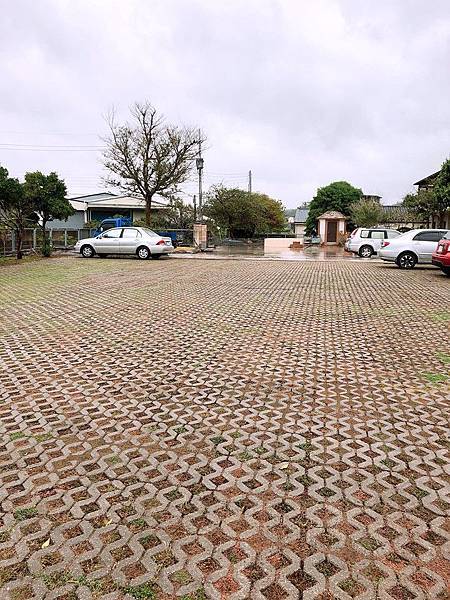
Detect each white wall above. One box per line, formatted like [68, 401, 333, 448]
[294, 223, 305, 237]
[264, 238, 297, 253]
[318, 219, 326, 239]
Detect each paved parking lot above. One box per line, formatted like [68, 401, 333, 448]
[0, 257, 449, 600]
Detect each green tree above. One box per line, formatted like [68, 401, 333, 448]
[253, 193, 286, 233]
[0, 166, 34, 259]
[305, 181, 362, 235]
[433, 158, 450, 226]
[203, 186, 284, 238]
[402, 190, 435, 224]
[23, 171, 72, 256]
[349, 198, 383, 227]
[403, 158, 450, 226]
[136, 198, 195, 230]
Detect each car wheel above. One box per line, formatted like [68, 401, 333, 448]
[151, 254, 162, 260]
[80, 245, 95, 258]
[358, 245, 374, 258]
[137, 246, 150, 260]
[441, 266, 450, 277]
[396, 251, 417, 269]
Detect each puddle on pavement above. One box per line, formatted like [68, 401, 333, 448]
[213, 243, 361, 261]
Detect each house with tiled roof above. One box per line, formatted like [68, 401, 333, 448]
[49, 192, 169, 229]
[413, 171, 440, 192]
[293, 204, 310, 237]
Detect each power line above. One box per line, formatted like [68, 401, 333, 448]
[204, 171, 248, 176]
[0, 148, 104, 152]
[0, 131, 100, 136]
[0, 143, 104, 148]
[0, 143, 105, 152]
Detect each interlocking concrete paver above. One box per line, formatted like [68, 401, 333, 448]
[0, 257, 449, 600]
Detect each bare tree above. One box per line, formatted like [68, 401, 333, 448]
[102, 102, 203, 225]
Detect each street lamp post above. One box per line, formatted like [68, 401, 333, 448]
[196, 156, 204, 222]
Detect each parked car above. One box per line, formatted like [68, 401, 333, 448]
[344, 228, 401, 257]
[432, 231, 450, 276]
[379, 228, 449, 269]
[74, 227, 174, 259]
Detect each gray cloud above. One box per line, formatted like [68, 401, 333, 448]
[0, 0, 449, 206]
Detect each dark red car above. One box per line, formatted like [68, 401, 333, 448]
[432, 230, 450, 276]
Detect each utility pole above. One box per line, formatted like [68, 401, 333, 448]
[196, 129, 204, 221]
[248, 170, 252, 193]
[193, 194, 197, 222]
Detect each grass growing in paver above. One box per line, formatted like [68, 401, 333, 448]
[123, 583, 156, 599]
[210, 435, 226, 445]
[107, 455, 121, 464]
[14, 507, 38, 521]
[131, 518, 147, 529]
[422, 372, 448, 384]
[180, 589, 207, 600]
[430, 310, 450, 322]
[437, 351, 450, 364]
[339, 578, 364, 597]
[0, 255, 43, 268]
[174, 425, 187, 434]
[409, 487, 428, 499]
[238, 450, 253, 461]
[40, 570, 155, 598]
[1, 257, 449, 599]
[171, 569, 192, 585]
[33, 432, 54, 442]
[359, 537, 381, 551]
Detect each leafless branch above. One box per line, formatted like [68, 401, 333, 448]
[102, 101, 205, 224]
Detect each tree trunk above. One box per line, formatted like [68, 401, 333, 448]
[16, 228, 23, 260]
[145, 195, 153, 226]
[41, 221, 51, 256]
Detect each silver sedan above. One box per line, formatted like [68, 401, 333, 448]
[379, 228, 448, 268]
[74, 227, 174, 260]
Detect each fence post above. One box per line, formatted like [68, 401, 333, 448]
[64, 229, 68, 248]
[11, 231, 15, 252]
[33, 229, 37, 250]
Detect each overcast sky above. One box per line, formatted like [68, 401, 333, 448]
[1, 0, 449, 208]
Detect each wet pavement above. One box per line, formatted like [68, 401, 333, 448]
[183, 244, 363, 261]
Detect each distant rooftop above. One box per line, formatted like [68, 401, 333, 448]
[67, 192, 169, 210]
[317, 210, 347, 220]
[68, 192, 117, 201]
[413, 171, 440, 187]
[294, 207, 309, 223]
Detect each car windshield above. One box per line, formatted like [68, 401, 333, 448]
[142, 228, 159, 237]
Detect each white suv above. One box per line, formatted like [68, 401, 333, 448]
[345, 228, 401, 258]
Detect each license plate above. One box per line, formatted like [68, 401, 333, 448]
[437, 245, 443, 254]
